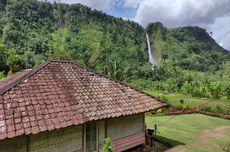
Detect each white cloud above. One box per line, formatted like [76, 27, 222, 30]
[220, 32, 230, 50]
[134, 0, 230, 27]
[123, 0, 142, 8]
[207, 16, 230, 50]
[47, 0, 113, 11]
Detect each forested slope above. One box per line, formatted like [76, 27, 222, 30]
[0, 0, 149, 81]
[147, 22, 229, 72]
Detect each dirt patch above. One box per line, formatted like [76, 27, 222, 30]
[165, 125, 230, 152]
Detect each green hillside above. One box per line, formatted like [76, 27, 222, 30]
[0, 0, 148, 81]
[0, 0, 229, 99]
[147, 22, 229, 72]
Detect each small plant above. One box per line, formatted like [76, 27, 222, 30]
[184, 105, 191, 111]
[179, 99, 184, 104]
[171, 107, 180, 113]
[162, 107, 171, 113]
[158, 95, 168, 101]
[102, 138, 113, 152]
[0, 72, 5, 79]
[181, 81, 193, 97]
[225, 86, 230, 99]
[201, 105, 212, 112]
[214, 105, 223, 113]
[157, 108, 163, 113]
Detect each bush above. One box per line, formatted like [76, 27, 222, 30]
[7, 53, 25, 73]
[179, 99, 184, 104]
[225, 86, 230, 99]
[191, 86, 208, 98]
[102, 138, 113, 152]
[213, 105, 224, 114]
[181, 81, 193, 97]
[158, 95, 168, 101]
[201, 105, 212, 112]
[0, 72, 5, 79]
[208, 81, 224, 99]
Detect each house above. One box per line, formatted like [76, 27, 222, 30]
[0, 60, 167, 152]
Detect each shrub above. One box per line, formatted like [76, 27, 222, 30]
[201, 105, 212, 112]
[207, 81, 224, 99]
[173, 106, 182, 112]
[181, 81, 193, 97]
[102, 138, 113, 152]
[158, 95, 168, 101]
[179, 99, 184, 104]
[157, 108, 163, 113]
[191, 86, 208, 98]
[225, 86, 230, 99]
[213, 105, 223, 114]
[162, 107, 171, 113]
[0, 72, 5, 79]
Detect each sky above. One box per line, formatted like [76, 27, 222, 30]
[48, 0, 230, 50]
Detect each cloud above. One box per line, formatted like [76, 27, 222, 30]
[134, 0, 230, 27]
[46, 0, 113, 11]
[219, 32, 230, 50]
[123, 0, 142, 8]
[207, 16, 230, 50]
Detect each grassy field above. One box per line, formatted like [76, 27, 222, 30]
[146, 114, 230, 152]
[145, 90, 230, 112]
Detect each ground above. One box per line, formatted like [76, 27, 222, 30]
[146, 114, 230, 152]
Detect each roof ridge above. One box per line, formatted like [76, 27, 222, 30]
[0, 61, 51, 95]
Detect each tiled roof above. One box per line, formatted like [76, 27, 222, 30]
[0, 60, 168, 140]
[0, 69, 31, 91]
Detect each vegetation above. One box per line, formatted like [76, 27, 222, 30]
[102, 138, 113, 152]
[0, 0, 229, 100]
[0, 0, 148, 82]
[146, 114, 230, 151]
[131, 62, 230, 100]
[146, 90, 230, 114]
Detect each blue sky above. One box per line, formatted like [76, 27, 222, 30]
[107, 2, 137, 19]
[48, 0, 230, 50]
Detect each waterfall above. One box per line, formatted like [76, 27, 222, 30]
[146, 34, 157, 66]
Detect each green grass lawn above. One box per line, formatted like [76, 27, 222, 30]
[146, 114, 230, 152]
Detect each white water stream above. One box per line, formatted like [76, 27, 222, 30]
[146, 34, 157, 66]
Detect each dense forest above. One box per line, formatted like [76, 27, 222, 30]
[0, 0, 229, 99]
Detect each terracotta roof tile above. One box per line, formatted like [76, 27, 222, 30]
[0, 60, 168, 141]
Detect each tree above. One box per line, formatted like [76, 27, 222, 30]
[102, 138, 113, 152]
[48, 50, 72, 61]
[0, 43, 9, 72]
[7, 53, 25, 73]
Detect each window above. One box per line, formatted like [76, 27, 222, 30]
[85, 123, 97, 152]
